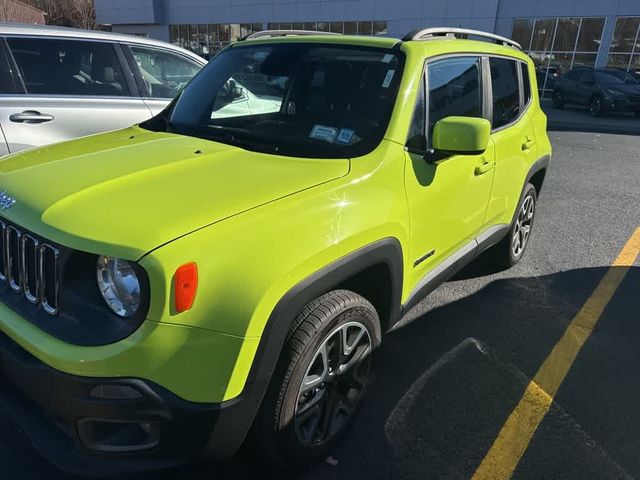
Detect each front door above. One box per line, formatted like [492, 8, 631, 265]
[123, 43, 204, 117]
[404, 56, 495, 291]
[575, 70, 597, 106]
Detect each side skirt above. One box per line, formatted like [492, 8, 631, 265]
[399, 223, 509, 316]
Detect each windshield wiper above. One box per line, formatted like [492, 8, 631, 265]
[188, 127, 281, 154]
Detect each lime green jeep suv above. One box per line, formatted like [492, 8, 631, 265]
[0, 28, 550, 474]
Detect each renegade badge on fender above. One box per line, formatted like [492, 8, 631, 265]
[0, 28, 551, 474]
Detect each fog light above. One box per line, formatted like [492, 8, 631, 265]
[90, 384, 142, 400]
[77, 420, 160, 452]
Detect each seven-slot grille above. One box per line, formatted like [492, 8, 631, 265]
[0, 220, 59, 315]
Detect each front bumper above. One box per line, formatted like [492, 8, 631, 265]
[0, 330, 265, 476]
[604, 95, 640, 113]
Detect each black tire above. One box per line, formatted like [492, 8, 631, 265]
[552, 89, 565, 108]
[255, 290, 381, 468]
[491, 183, 537, 268]
[589, 95, 603, 117]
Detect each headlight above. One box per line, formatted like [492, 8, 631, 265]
[96, 256, 141, 317]
[606, 89, 624, 97]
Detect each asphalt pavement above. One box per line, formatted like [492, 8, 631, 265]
[1, 131, 640, 479]
[543, 98, 640, 135]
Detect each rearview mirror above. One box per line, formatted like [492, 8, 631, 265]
[432, 116, 491, 156]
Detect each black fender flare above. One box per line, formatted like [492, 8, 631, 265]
[250, 237, 403, 385]
[507, 154, 551, 231]
[526, 154, 550, 190]
[203, 237, 404, 457]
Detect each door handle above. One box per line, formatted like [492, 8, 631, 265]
[474, 159, 495, 176]
[522, 136, 536, 151]
[9, 111, 55, 124]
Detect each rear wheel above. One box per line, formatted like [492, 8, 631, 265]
[552, 90, 565, 108]
[255, 290, 381, 468]
[491, 183, 537, 268]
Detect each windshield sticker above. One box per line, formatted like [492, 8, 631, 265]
[381, 54, 394, 64]
[336, 128, 355, 144]
[310, 125, 338, 143]
[382, 69, 396, 88]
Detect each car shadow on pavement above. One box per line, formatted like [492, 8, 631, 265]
[2, 265, 639, 480]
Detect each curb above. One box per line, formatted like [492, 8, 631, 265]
[547, 122, 640, 136]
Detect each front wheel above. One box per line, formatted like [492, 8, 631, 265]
[255, 290, 381, 467]
[491, 183, 537, 268]
[552, 90, 565, 108]
[589, 96, 603, 117]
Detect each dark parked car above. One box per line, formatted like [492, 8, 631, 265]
[552, 67, 640, 117]
[536, 64, 560, 91]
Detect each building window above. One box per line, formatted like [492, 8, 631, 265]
[606, 17, 640, 76]
[267, 21, 388, 36]
[171, 21, 388, 59]
[169, 23, 263, 59]
[511, 17, 605, 97]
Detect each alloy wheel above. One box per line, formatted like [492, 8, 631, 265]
[512, 194, 535, 258]
[553, 91, 563, 107]
[294, 321, 372, 446]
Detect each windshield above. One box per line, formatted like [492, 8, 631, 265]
[143, 43, 404, 158]
[595, 71, 639, 85]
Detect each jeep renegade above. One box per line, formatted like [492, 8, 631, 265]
[0, 28, 551, 474]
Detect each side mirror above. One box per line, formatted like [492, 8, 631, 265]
[432, 116, 491, 156]
[227, 79, 242, 99]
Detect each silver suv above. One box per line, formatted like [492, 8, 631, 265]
[0, 23, 205, 156]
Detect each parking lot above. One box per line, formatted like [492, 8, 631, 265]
[2, 130, 640, 479]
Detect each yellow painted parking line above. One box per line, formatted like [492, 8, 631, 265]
[473, 227, 640, 480]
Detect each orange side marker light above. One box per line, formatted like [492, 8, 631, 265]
[174, 262, 198, 313]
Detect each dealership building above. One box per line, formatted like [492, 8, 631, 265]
[96, 0, 640, 94]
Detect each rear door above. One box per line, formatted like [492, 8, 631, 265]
[0, 35, 151, 153]
[122, 43, 204, 115]
[484, 57, 538, 227]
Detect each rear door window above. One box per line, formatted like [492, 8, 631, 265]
[6, 37, 131, 96]
[490, 57, 520, 129]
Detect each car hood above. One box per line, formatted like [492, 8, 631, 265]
[0, 126, 349, 259]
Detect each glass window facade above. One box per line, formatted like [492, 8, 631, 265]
[607, 17, 640, 75]
[170, 23, 263, 59]
[512, 17, 605, 97]
[170, 21, 388, 59]
[268, 21, 387, 36]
